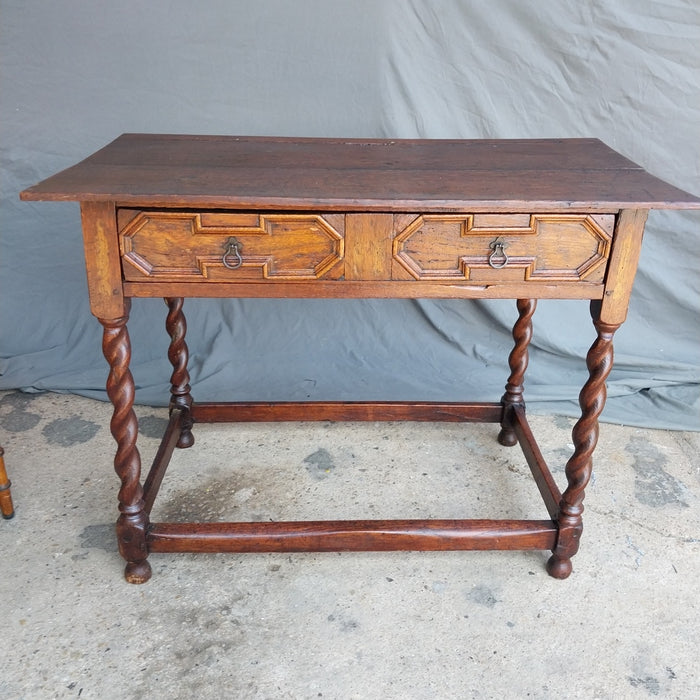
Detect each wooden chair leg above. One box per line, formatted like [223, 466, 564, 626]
[0, 446, 15, 519]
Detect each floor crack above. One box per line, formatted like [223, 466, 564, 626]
[588, 506, 700, 544]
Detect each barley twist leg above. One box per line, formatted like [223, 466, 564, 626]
[165, 297, 194, 448]
[100, 306, 151, 584]
[547, 302, 619, 579]
[498, 298, 537, 446]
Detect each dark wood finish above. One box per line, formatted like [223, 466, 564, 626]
[498, 298, 537, 446]
[0, 447, 14, 520]
[192, 401, 503, 424]
[21, 135, 700, 211]
[99, 305, 151, 584]
[148, 519, 558, 553]
[164, 297, 194, 448]
[142, 409, 183, 515]
[20, 135, 700, 583]
[511, 405, 562, 519]
[547, 302, 620, 579]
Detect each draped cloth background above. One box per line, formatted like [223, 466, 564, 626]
[1, 1, 698, 429]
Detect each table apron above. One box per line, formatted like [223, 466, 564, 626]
[123, 280, 605, 300]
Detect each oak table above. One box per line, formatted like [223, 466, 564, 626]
[21, 135, 700, 583]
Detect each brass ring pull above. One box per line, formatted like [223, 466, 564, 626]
[488, 238, 509, 269]
[222, 237, 243, 269]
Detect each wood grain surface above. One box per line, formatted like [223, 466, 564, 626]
[21, 134, 700, 211]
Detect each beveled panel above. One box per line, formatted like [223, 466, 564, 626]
[119, 210, 344, 281]
[392, 214, 614, 283]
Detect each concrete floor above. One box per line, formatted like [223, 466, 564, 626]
[1, 389, 698, 699]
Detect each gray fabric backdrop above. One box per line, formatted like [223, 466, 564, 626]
[1, 1, 699, 429]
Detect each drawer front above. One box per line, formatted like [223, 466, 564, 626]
[392, 213, 614, 283]
[118, 209, 345, 281]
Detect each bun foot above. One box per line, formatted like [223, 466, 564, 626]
[124, 560, 152, 584]
[546, 554, 573, 579]
[177, 430, 195, 449]
[497, 428, 518, 447]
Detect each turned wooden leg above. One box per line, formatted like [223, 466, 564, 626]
[547, 301, 620, 579]
[165, 297, 195, 448]
[0, 447, 15, 519]
[100, 304, 151, 584]
[498, 298, 537, 446]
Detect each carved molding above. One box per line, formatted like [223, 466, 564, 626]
[393, 214, 613, 282]
[120, 211, 344, 280]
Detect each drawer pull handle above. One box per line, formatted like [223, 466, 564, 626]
[488, 238, 509, 269]
[222, 237, 243, 269]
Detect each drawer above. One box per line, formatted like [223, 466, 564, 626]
[392, 213, 614, 283]
[118, 209, 345, 281]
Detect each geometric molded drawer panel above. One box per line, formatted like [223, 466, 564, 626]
[392, 213, 614, 283]
[119, 210, 345, 281]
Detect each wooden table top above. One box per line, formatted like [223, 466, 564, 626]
[20, 134, 700, 212]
